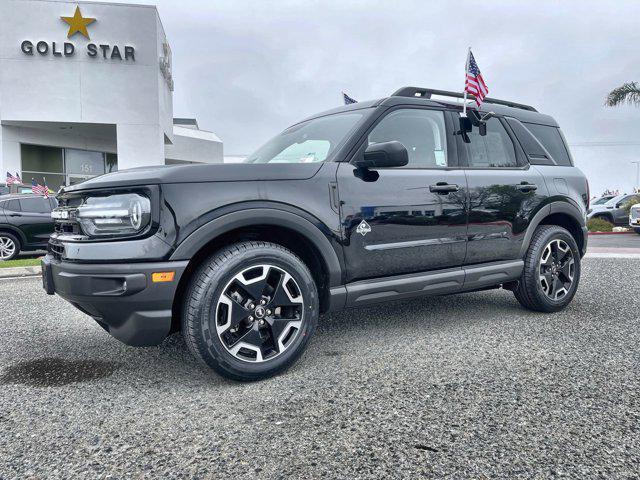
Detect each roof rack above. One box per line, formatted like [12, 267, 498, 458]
[391, 87, 537, 112]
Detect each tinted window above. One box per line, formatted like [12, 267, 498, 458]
[19, 197, 51, 213]
[465, 118, 517, 167]
[524, 123, 572, 166]
[3, 200, 20, 212]
[368, 109, 448, 168]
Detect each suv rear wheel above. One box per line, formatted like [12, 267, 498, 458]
[0, 232, 20, 261]
[514, 225, 581, 312]
[182, 241, 319, 381]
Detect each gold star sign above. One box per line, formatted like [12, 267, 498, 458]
[61, 6, 96, 39]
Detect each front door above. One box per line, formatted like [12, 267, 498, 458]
[456, 115, 549, 264]
[337, 107, 468, 282]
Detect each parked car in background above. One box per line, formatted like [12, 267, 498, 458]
[587, 193, 638, 226]
[0, 194, 57, 260]
[629, 203, 640, 234]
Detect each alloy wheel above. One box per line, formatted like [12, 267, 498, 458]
[215, 264, 304, 362]
[539, 238, 575, 300]
[0, 236, 16, 260]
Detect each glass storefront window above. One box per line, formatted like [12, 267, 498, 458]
[106, 153, 118, 173]
[20, 144, 118, 190]
[65, 148, 106, 176]
[21, 145, 64, 173]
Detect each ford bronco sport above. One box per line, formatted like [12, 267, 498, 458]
[43, 87, 588, 381]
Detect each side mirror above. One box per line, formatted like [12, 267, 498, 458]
[355, 141, 409, 169]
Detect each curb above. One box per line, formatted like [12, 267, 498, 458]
[0, 266, 42, 279]
[588, 231, 635, 235]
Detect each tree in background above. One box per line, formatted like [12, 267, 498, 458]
[606, 82, 640, 107]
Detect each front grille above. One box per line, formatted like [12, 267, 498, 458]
[48, 242, 65, 260]
[54, 221, 81, 235]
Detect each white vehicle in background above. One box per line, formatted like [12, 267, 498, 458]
[587, 193, 638, 226]
[629, 203, 640, 234]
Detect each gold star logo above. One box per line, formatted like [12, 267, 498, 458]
[61, 6, 96, 39]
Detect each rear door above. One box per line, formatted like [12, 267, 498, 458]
[455, 115, 549, 264]
[337, 106, 468, 282]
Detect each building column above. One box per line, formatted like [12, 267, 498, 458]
[0, 126, 22, 178]
[116, 124, 166, 170]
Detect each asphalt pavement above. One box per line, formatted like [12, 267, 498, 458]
[1, 258, 639, 479]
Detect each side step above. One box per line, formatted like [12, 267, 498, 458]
[330, 260, 523, 309]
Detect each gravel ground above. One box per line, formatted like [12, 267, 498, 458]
[0, 258, 639, 479]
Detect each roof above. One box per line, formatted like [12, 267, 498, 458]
[0, 193, 38, 201]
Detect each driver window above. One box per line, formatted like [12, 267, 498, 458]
[368, 109, 447, 168]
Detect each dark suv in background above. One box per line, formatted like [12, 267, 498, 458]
[43, 87, 588, 380]
[0, 195, 57, 260]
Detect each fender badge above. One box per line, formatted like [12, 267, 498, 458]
[356, 220, 371, 236]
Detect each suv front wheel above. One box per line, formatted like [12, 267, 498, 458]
[182, 241, 319, 381]
[514, 225, 581, 312]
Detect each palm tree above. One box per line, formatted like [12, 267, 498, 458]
[606, 82, 640, 107]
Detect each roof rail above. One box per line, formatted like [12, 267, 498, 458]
[390, 87, 537, 112]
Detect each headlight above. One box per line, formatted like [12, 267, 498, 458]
[76, 193, 151, 237]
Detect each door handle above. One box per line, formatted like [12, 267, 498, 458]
[429, 182, 459, 194]
[516, 182, 538, 192]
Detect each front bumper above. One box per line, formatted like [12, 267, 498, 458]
[42, 255, 188, 347]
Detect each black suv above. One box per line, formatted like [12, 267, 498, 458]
[43, 87, 588, 381]
[0, 194, 57, 261]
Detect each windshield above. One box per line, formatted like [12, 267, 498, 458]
[592, 196, 613, 205]
[245, 112, 364, 164]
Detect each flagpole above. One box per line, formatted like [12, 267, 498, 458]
[462, 46, 471, 117]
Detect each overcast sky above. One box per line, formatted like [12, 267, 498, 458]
[97, 0, 640, 196]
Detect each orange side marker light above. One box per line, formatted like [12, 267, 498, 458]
[152, 271, 175, 283]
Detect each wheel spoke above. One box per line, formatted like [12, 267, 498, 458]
[269, 273, 302, 308]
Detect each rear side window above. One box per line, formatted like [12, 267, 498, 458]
[464, 118, 517, 168]
[524, 123, 572, 166]
[19, 197, 51, 213]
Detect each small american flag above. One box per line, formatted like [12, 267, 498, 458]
[342, 92, 357, 105]
[6, 172, 22, 185]
[465, 50, 489, 107]
[32, 179, 49, 197]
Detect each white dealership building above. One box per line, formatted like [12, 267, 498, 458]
[0, 0, 223, 190]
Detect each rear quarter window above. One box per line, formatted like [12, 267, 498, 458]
[524, 123, 572, 166]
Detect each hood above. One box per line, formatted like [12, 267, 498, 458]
[62, 163, 324, 193]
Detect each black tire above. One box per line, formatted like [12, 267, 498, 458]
[0, 232, 21, 261]
[514, 225, 581, 313]
[634, 228, 640, 235]
[182, 241, 319, 381]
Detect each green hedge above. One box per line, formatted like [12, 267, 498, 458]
[587, 217, 614, 232]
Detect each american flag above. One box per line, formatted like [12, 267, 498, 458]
[465, 50, 489, 107]
[342, 92, 357, 105]
[6, 172, 22, 185]
[32, 179, 49, 197]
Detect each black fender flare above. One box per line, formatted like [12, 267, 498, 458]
[169, 208, 343, 286]
[518, 201, 586, 258]
[0, 224, 26, 247]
